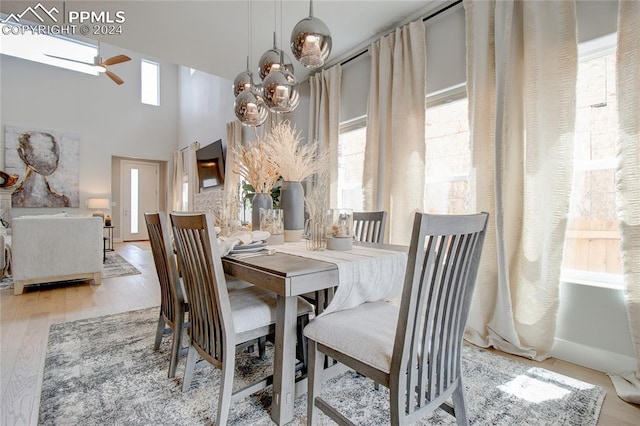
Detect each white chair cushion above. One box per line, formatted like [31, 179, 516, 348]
[303, 301, 399, 373]
[229, 285, 314, 334]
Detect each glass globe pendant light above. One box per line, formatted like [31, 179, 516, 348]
[262, 49, 299, 113]
[234, 73, 268, 127]
[290, 0, 332, 69]
[233, 1, 268, 127]
[233, 57, 255, 97]
[258, 32, 295, 81]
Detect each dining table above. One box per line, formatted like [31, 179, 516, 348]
[221, 241, 407, 425]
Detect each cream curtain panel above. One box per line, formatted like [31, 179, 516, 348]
[171, 150, 184, 211]
[186, 141, 199, 210]
[463, 0, 577, 361]
[225, 120, 244, 197]
[309, 65, 341, 207]
[610, 0, 640, 404]
[362, 20, 426, 246]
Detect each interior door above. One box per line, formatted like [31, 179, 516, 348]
[121, 160, 159, 241]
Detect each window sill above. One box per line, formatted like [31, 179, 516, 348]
[560, 269, 623, 290]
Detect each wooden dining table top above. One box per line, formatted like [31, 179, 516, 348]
[222, 250, 339, 297]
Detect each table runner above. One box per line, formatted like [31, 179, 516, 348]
[272, 242, 407, 316]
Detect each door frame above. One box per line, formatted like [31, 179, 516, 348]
[120, 159, 160, 241]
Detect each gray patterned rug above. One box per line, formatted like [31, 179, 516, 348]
[0, 252, 140, 291]
[38, 308, 605, 425]
[102, 251, 142, 279]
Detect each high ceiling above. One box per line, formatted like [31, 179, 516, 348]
[2, 0, 446, 81]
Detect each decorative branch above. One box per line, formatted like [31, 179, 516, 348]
[265, 120, 320, 182]
[232, 139, 280, 194]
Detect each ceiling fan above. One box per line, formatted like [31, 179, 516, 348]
[45, 52, 131, 85]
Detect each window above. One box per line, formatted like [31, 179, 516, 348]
[562, 44, 622, 286]
[130, 168, 139, 234]
[141, 59, 159, 106]
[424, 85, 471, 214]
[337, 117, 367, 210]
[0, 21, 98, 75]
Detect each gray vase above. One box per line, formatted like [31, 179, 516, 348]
[252, 193, 273, 230]
[280, 181, 304, 241]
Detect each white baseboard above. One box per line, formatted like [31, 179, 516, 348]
[552, 338, 636, 374]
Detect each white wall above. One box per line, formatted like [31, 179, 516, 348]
[177, 67, 236, 151]
[0, 42, 179, 230]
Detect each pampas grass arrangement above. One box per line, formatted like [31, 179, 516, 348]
[232, 139, 280, 194]
[265, 120, 319, 182]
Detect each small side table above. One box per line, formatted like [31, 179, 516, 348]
[103, 226, 115, 262]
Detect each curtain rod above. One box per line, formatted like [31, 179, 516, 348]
[339, 0, 463, 67]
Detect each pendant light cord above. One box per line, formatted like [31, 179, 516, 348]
[274, 0, 277, 47]
[280, 0, 283, 53]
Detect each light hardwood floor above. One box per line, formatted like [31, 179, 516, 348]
[1, 242, 639, 425]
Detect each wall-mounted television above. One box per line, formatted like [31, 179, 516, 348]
[196, 139, 225, 190]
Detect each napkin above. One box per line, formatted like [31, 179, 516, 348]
[218, 230, 271, 256]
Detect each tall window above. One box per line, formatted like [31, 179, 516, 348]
[0, 22, 98, 75]
[562, 47, 621, 285]
[130, 168, 139, 233]
[424, 86, 471, 214]
[337, 117, 367, 210]
[141, 59, 159, 106]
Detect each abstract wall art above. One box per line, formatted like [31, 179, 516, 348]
[4, 125, 80, 208]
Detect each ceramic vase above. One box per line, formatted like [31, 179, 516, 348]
[281, 181, 304, 241]
[252, 192, 273, 231]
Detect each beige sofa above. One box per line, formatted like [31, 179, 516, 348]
[12, 215, 103, 295]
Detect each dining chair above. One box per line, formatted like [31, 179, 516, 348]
[170, 212, 314, 426]
[304, 212, 489, 426]
[144, 212, 188, 379]
[353, 211, 387, 243]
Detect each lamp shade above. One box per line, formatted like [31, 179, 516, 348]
[87, 198, 110, 210]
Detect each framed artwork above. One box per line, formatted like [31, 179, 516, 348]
[4, 125, 80, 208]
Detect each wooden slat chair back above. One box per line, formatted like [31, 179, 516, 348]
[170, 212, 314, 425]
[171, 212, 231, 371]
[144, 212, 187, 379]
[305, 212, 489, 426]
[353, 211, 388, 243]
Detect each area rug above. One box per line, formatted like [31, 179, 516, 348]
[0, 252, 140, 291]
[102, 251, 142, 279]
[38, 308, 606, 426]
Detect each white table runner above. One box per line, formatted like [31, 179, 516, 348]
[272, 241, 407, 316]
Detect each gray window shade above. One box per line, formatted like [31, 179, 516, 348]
[340, 54, 371, 123]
